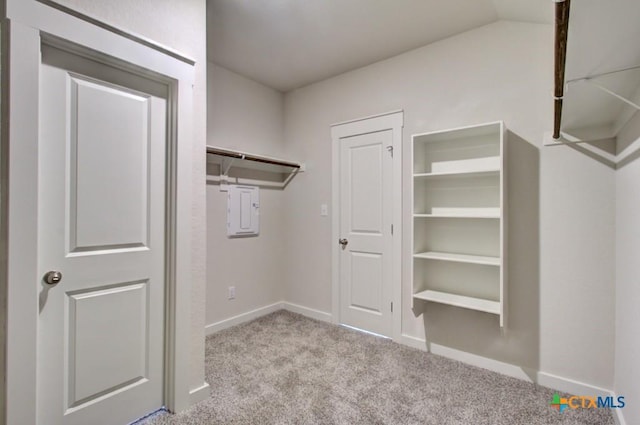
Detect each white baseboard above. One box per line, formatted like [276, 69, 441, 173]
[399, 334, 428, 351]
[431, 342, 537, 382]
[189, 382, 210, 406]
[536, 371, 611, 396]
[205, 302, 283, 335]
[612, 404, 627, 425]
[537, 374, 628, 422]
[401, 335, 535, 382]
[282, 301, 332, 323]
[399, 334, 620, 404]
[205, 301, 332, 336]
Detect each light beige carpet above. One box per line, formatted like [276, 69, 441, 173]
[138, 310, 614, 425]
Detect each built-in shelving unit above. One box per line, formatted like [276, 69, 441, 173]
[411, 122, 506, 327]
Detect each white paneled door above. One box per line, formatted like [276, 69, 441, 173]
[37, 44, 167, 425]
[338, 130, 394, 337]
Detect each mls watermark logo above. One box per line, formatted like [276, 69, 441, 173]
[550, 393, 625, 412]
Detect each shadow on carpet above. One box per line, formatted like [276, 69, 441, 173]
[138, 310, 613, 425]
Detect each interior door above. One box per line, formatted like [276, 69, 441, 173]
[339, 130, 394, 337]
[37, 44, 167, 425]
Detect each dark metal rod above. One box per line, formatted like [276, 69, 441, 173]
[206, 146, 301, 169]
[553, 98, 563, 140]
[554, 0, 571, 139]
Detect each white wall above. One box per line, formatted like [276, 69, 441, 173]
[53, 0, 208, 393]
[282, 21, 616, 389]
[540, 146, 615, 389]
[206, 63, 286, 326]
[615, 158, 640, 424]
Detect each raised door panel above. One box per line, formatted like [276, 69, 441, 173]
[68, 282, 149, 408]
[348, 143, 383, 234]
[348, 252, 383, 314]
[69, 77, 150, 253]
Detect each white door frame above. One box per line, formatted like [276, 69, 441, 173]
[330, 110, 404, 341]
[2, 3, 196, 424]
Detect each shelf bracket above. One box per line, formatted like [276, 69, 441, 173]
[565, 63, 640, 85]
[572, 79, 640, 111]
[219, 157, 235, 192]
[281, 167, 300, 189]
[221, 157, 235, 176]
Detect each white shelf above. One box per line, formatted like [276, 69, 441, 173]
[413, 251, 500, 266]
[413, 121, 502, 142]
[413, 290, 500, 315]
[415, 155, 501, 177]
[413, 169, 499, 180]
[414, 207, 500, 219]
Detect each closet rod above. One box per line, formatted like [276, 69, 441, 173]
[553, 0, 571, 139]
[206, 146, 301, 169]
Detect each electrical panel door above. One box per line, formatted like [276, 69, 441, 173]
[227, 185, 259, 237]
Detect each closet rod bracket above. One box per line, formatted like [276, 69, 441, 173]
[566, 76, 640, 112]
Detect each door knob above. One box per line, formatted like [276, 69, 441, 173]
[339, 238, 348, 248]
[43, 271, 62, 285]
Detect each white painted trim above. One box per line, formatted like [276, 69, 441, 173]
[401, 335, 620, 402]
[330, 111, 404, 341]
[399, 334, 428, 351]
[430, 343, 536, 382]
[390, 115, 403, 341]
[499, 121, 507, 327]
[331, 111, 404, 139]
[3, 7, 196, 423]
[205, 302, 284, 335]
[188, 383, 211, 406]
[612, 403, 627, 425]
[167, 48, 195, 417]
[536, 372, 612, 397]
[8, 0, 195, 64]
[331, 124, 340, 328]
[282, 302, 332, 323]
[4, 20, 40, 425]
[330, 109, 404, 127]
[205, 302, 332, 336]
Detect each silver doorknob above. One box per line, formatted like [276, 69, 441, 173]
[43, 271, 62, 285]
[339, 238, 348, 248]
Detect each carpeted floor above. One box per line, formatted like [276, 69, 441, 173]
[138, 310, 613, 425]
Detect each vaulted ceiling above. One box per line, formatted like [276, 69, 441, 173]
[207, 0, 552, 92]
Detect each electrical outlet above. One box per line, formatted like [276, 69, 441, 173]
[228, 286, 236, 300]
[321, 204, 328, 216]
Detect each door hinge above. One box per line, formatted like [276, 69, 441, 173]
[391, 302, 393, 313]
[391, 224, 394, 235]
[386, 145, 393, 157]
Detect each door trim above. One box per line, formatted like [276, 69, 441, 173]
[330, 110, 404, 341]
[2, 4, 196, 423]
